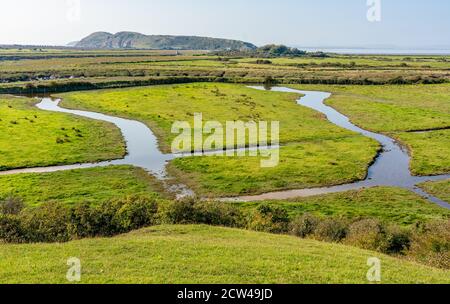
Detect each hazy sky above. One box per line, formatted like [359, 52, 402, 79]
[1, 0, 449, 47]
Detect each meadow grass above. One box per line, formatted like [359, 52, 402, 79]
[0, 166, 165, 207]
[1, 51, 448, 94]
[233, 187, 450, 226]
[60, 83, 378, 196]
[2, 167, 447, 227]
[168, 138, 377, 197]
[237, 55, 450, 69]
[0, 225, 448, 284]
[396, 130, 450, 175]
[288, 84, 450, 176]
[0, 95, 125, 171]
[59, 83, 362, 151]
[419, 179, 450, 203]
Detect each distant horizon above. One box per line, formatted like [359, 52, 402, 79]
[2, 30, 450, 51]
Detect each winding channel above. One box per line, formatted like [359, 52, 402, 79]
[236, 87, 450, 209]
[1, 87, 449, 208]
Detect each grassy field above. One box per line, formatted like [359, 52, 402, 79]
[0, 166, 165, 207]
[238, 55, 450, 69]
[0, 95, 125, 171]
[234, 187, 450, 226]
[168, 139, 377, 197]
[420, 179, 450, 203]
[288, 84, 450, 176]
[396, 130, 450, 175]
[1, 168, 447, 226]
[0, 225, 448, 284]
[1, 50, 449, 95]
[320, 84, 450, 132]
[59, 83, 357, 151]
[59, 83, 378, 197]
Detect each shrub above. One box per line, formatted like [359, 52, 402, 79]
[382, 225, 411, 255]
[114, 196, 158, 231]
[91, 199, 128, 236]
[263, 76, 275, 86]
[159, 198, 243, 227]
[345, 219, 387, 251]
[256, 60, 272, 65]
[68, 197, 159, 238]
[314, 218, 348, 243]
[289, 213, 319, 238]
[0, 215, 25, 243]
[0, 195, 25, 215]
[0, 196, 162, 243]
[20, 202, 71, 243]
[409, 220, 449, 269]
[247, 204, 289, 233]
[159, 198, 196, 224]
[25, 83, 35, 91]
[68, 202, 97, 239]
[193, 201, 243, 228]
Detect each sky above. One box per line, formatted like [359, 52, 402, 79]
[0, 0, 449, 48]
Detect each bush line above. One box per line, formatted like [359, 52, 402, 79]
[0, 75, 447, 95]
[0, 195, 448, 269]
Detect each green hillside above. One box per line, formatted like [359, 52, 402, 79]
[0, 225, 448, 284]
[75, 32, 256, 50]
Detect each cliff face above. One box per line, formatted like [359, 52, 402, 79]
[75, 32, 256, 50]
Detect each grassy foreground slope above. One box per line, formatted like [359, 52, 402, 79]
[0, 95, 125, 171]
[0, 166, 165, 207]
[288, 84, 450, 176]
[0, 225, 448, 284]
